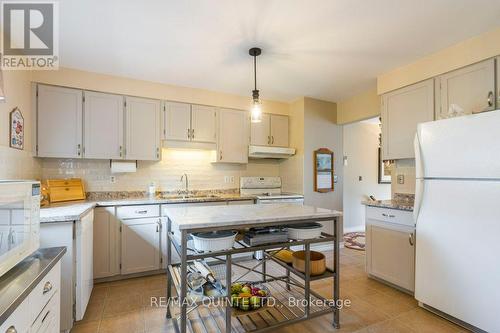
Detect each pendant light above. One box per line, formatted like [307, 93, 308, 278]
[249, 47, 262, 123]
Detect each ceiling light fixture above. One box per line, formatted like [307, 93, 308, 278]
[249, 47, 262, 123]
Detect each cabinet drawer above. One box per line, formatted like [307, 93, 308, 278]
[366, 207, 413, 226]
[46, 179, 82, 187]
[116, 205, 160, 219]
[30, 262, 61, 323]
[31, 292, 59, 333]
[161, 202, 226, 216]
[0, 296, 30, 333]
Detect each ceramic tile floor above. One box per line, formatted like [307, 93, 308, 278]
[71, 248, 469, 333]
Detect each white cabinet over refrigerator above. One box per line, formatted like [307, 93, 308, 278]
[414, 110, 500, 332]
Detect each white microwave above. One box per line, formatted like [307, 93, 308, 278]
[0, 180, 40, 278]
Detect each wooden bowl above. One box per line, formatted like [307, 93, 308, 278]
[292, 251, 326, 276]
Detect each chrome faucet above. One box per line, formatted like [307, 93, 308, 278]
[180, 173, 189, 197]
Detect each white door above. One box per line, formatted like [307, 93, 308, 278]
[217, 108, 249, 163]
[93, 207, 120, 279]
[121, 218, 161, 274]
[191, 105, 217, 143]
[83, 91, 124, 159]
[270, 115, 289, 147]
[381, 79, 434, 160]
[37, 85, 83, 158]
[164, 101, 191, 141]
[366, 221, 415, 291]
[250, 113, 270, 146]
[76, 210, 94, 321]
[415, 179, 500, 333]
[437, 58, 495, 119]
[125, 97, 161, 160]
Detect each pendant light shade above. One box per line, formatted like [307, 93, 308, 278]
[249, 47, 262, 123]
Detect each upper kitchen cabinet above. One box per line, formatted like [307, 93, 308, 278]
[250, 114, 289, 147]
[381, 79, 434, 160]
[191, 105, 217, 143]
[164, 101, 191, 141]
[216, 108, 249, 163]
[83, 91, 124, 159]
[250, 113, 271, 146]
[436, 59, 495, 119]
[163, 102, 217, 143]
[125, 96, 161, 160]
[37, 85, 83, 158]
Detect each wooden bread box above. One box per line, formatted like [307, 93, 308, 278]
[46, 178, 86, 203]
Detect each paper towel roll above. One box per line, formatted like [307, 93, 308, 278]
[110, 160, 137, 173]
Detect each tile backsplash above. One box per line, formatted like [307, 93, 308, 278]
[41, 148, 281, 192]
[391, 159, 416, 196]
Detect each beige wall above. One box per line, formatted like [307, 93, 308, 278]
[378, 26, 500, 94]
[0, 70, 41, 180]
[32, 67, 289, 115]
[337, 88, 380, 125]
[343, 119, 390, 232]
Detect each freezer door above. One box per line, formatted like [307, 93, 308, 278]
[415, 179, 500, 332]
[416, 110, 500, 179]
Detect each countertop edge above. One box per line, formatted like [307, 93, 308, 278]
[361, 200, 414, 212]
[0, 247, 67, 325]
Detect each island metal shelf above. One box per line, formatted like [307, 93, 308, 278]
[165, 212, 340, 333]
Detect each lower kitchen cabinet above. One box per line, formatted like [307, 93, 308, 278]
[365, 207, 415, 292]
[121, 218, 162, 274]
[93, 207, 120, 279]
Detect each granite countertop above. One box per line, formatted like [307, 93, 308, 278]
[40, 193, 257, 223]
[0, 247, 66, 324]
[165, 203, 342, 231]
[362, 199, 414, 211]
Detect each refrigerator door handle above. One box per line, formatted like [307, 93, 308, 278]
[414, 132, 424, 180]
[414, 178, 424, 223]
[414, 132, 424, 224]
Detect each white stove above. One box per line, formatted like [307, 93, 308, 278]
[240, 177, 304, 204]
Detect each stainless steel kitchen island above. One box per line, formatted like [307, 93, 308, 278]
[164, 203, 342, 333]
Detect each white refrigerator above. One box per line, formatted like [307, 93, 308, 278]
[414, 110, 500, 332]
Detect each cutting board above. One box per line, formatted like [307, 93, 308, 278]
[46, 178, 86, 203]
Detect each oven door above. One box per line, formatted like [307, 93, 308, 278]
[0, 181, 39, 277]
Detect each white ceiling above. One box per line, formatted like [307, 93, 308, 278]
[60, 0, 500, 102]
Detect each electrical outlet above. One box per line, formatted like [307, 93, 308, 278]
[397, 174, 405, 184]
[110, 176, 116, 183]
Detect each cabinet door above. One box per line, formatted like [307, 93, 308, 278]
[125, 97, 161, 160]
[84, 91, 124, 159]
[366, 222, 415, 291]
[250, 113, 270, 146]
[191, 105, 217, 143]
[93, 207, 120, 279]
[217, 108, 249, 163]
[270, 114, 289, 147]
[381, 79, 434, 160]
[437, 59, 495, 119]
[121, 218, 161, 274]
[164, 101, 191, 141]
[497, 57, 500, 108]
[37, 85, 83, 158]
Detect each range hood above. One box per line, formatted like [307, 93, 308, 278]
[248, 145, 296, 159]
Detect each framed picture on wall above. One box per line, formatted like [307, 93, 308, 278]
[378, 147, 392, 184]
[9, 107, 24, 150]
[314, 148, 334, 192]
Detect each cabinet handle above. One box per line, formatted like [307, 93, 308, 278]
[119, 145, 123, 157]
[6, 326, 17, 333]
[156, 224, 159, 232]
[381, 213, 395, 218]
[219, 150, 223, 161]
[156, 147, 160, 159]
[43, 281, 52, 294]
[267, 136, 270, 145]
[487, 91, 494, 108]
[135, 210, 148, 214]
[191, 129, 194, 139]
[41, 310, 50, 323]
[187, 128, 191, 139]
[77, 144, 81, 156]
[271, 136, 275, 144]
[409, 233, 414, 246]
